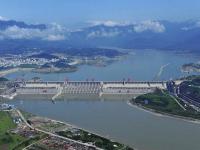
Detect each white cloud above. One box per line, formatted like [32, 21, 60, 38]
[181, 27, 189, 31]
[0, 16, 8, 21]
[133, 20, 165, 33]
[195, 21, 200, 27]
[43, 34, 65, 41]
[87, 31, 120, 38]
[182, 21, 200, 31]
[0, 23, 67, 41]
[87, 20, 166, 38]
[87, 28, 120, 38]
[0, 26, 40, 39]
[89, 20, 129, 27]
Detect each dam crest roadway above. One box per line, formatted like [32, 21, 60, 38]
[0, 79, 175, 100]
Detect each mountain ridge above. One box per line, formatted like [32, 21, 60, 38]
[0, 19, 200, 54]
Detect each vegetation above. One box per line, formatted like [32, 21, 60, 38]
[53, 60, 72, 68]
[133, 89, 200, 120]
[12, 134, 46, 150]
[40, 60, 77, 70]
[26, 144, 48, 150]
[20, 109, 35, 120]
[58, 48, 125, 58]
[134, 89, 183, 113]
[57, 129, 133, 150]
[34, 59, 78, 73]
[0, 111, 47, 150]
[28, 48, 125, 59]
[0, 111, 25, 150]
[29, 53, 59, 60]
[19, 64, 38, 68]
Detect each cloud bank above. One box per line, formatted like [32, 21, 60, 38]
[182, 21, 200, 31]
[0, 19, 166, 40]
[133, 20, 165, 33]
[0, 16, 8, 21]
[87, 29, 120, 38]
[0, 23, 67, 41]
[89, 20, 129, 27]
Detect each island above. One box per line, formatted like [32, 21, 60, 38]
[33, 60, 78, 73]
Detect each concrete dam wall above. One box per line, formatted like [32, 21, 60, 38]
[5, 81, 167, 100]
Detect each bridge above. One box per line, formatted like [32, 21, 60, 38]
[0, 80, 167, 100]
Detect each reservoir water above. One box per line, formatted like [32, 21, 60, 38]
[5, 50, 200, 150]
[6, 49, 199, 81]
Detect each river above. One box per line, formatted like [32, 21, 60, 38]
[5, 49, 200, 150]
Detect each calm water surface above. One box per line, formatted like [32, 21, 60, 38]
[5, 50, 200, 150]
[6, 50, 200, 81]
[8, 99, 200, 150]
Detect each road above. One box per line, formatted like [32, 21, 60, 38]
[15, 109, 102, 150]
[169, 94, 186, 111]
[160, 89, 186, 111]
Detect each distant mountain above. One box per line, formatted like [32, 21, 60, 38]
[68, 20, 200, 52]
[0, 19, 46, 30]
[0, 19, 200, 54]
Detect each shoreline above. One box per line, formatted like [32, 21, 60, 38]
[127, 101, 200, 125]
[19, 108, 135, 149]
[0, 59, 119, 77]
[0, 68, 19, 77]
[0, 68, 33, 77]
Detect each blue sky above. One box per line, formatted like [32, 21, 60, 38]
[0, 0, 200, 27]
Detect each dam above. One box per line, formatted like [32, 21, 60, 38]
[1, 80, 167, 100]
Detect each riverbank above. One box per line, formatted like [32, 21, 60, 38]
[0, 68, 33, 77]
[20, 109, 134, 150]
[0, 55, 124, 77]
[0, 68, 19, 77]
[0, 111, 25, 149]
[127, 101, 200, 124]
[4, 97, 200, 150]
[32, 66, 78, 74]
[0, 106, 134, 150]
[129, 89, 200, 124]
[0, 110, 46, 150]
